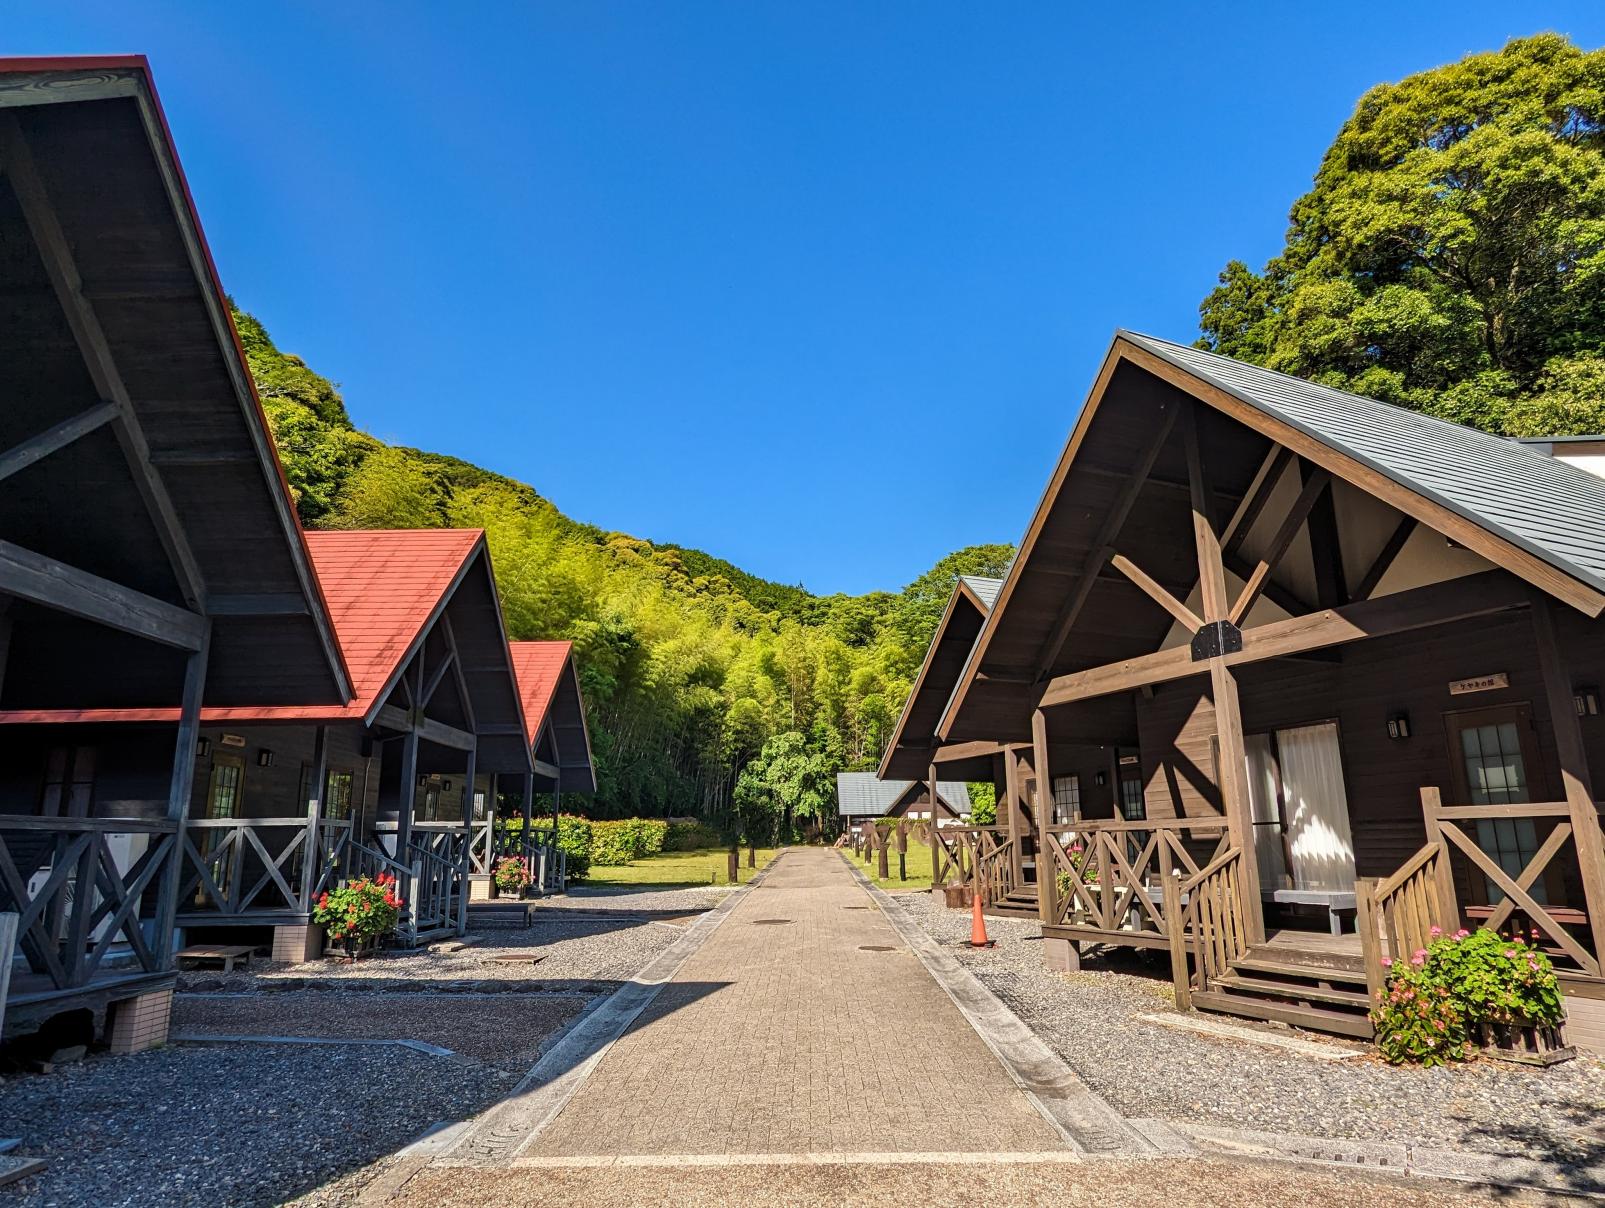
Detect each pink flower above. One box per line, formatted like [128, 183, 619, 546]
[1429, 925, 1442, 938]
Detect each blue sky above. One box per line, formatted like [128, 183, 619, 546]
[9, 5, 1605, 595]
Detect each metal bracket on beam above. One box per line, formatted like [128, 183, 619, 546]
[1190, 620, 1243, 661]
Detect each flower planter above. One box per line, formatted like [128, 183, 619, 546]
[1476, 1018, 1576, 1066]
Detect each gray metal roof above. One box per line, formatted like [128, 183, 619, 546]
[837, 772, 971, 816]
[959, 575, 1003, 611]
[1122, 331, 1605, 598]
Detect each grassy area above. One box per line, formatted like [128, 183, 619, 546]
[585, 846, 781, 887]
[842, 838, 937, 892]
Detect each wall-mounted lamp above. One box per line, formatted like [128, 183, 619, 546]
[257, 748, 275, 767]
[1386, 712, 1411, 740]
[1576, 686, 1600, 717]
[443, 780, 453, 792]
[1094, 771, 1108, 787]
[195, 737, 210, 759]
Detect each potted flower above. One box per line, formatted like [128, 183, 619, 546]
[1371, 925, 1574, 1066]
[313, 873, 403, 962]
[492, 855, 532, 899]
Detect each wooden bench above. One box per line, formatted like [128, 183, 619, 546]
[176, 943, 256, 973]
[1264, 888, 1357, 936]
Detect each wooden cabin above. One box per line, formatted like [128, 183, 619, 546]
[930, 331, 1605, 1051]
[0, 58, 349, 1045]
[836, 772, 969, 829]
[3, 529, 536, 960]
[470, 640, 597, 897]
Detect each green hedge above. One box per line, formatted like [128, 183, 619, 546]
[664, 821, 721, 851]
[556, 814, 592, 880]
[590, 817, 672, 865]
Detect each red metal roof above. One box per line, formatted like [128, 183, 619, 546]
[508, 641, 574, 747]
[0, 529, 483, 725]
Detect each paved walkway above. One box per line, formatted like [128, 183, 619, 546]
[359, 850, 1493, 1206]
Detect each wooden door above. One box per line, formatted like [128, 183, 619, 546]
[1443, 704, 1549, 903]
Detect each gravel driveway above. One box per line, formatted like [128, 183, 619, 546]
[896, 892, 1605, 1174]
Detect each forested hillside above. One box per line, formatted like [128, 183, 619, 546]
[237, 306, 1012, 822]
[1198, 34, 1605, 436]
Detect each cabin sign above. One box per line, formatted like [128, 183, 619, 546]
[1448, 672, 1508, 696]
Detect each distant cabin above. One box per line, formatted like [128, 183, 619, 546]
[836, 772, 969, 828]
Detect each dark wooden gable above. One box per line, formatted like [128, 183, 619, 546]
[880, 579, 992, 779]
[0, 63, 347, 709]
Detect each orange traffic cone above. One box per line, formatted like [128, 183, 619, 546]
[969, 882, 993, 948]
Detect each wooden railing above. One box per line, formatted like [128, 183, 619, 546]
[931, 824, 1018, 902]
[406, 825, 468, 941]
[1042, 817, 1230, 942]
[0, 815, 177, 995]
[1355, 841, 1451, 998]
[1168, 845, 1252, 1008]
[179, 817, 352, 919]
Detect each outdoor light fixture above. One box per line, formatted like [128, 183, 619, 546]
[257, 749, 275, 767]
[1386, 712, 1411, 740]
[1576, 687, 1601, 717]
[443, 780, 453, 792]
[1094, 771, 1108, 786]
[195, 737, 210, 758]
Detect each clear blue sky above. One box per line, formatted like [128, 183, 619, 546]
[10, 5, 1605, 595]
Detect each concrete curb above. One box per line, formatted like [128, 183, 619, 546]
[842, 860, 1173, 1159]
[169, 1032, 456, 1058]
[433, 851, 789, 1168]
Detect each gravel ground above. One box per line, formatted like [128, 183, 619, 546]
[0, 1040, 512, 1208]
[536, 884, 737, 913]
[898, 893, 1605, 1171]
[171, 991, 587, 1071]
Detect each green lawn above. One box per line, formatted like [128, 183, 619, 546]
[585, 846, 781, 887]
[842, 838, 937, 892]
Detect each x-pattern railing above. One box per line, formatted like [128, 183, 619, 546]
[930, 825, 1016, 900]
[1043, 817, 1229, 939]
[180, 817, 353, 917]
[0, 816, 176, 991]
[407, 825, 467, 939]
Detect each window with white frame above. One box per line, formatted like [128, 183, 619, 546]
[1051, 775, 1081, 824]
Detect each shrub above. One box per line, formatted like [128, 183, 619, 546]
[637, 818, 669, 856]
[556, 813, 592, 880]
[314, 874, 402, 959]
[590, 819, 638, 866]
[970, 797, 997, 825]
[664, 821, 721, 851]
[1370, 926, 1563, 1066]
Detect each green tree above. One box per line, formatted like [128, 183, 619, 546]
[1199, 34, 1605, 434]
[890, 544, 1014, 664]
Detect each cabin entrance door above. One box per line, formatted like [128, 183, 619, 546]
[1444, 704, 1551, 904]
[1245, 721, 1357, 894]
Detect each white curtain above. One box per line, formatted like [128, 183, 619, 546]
[1276, 722, 1357, 892]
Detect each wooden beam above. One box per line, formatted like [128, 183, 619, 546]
[300, 726, 328, 912]
[1120, 340, 1605, 617]
[1110, 553, 1204, 632]
[1032, 710, 1057, 928]
[0, 539, 206, 650]
[0, 114, 205, 609]
[1304, 461, 1348, 608]
[0, 400, 119, 483]
[1222, 445, 1295, 557]
[1182, 403, 1229, 623]
[151, 625, 210, 966]
[1529, 590, 1605, 964]
[932, 740, 1007, 764]
[1352, 516, 1418, 602]
[1034, 404, 1180, 680]
[207, 592, 310, 617]
[1228, 467, 1330, 625]
[1223, 551, 1311, 618]
[440, 614, 477, 732]
[420, 645, 455, 708]
[1041, 569, 1529, 707]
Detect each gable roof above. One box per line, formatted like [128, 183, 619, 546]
[0, 56, 349, 707]
[508, 640, 597, 793]
[1120, 331, 1605, 603]
[837, 772, 970, 817]
[0, 528, 490, 725]
[876, 575, 1000, 780]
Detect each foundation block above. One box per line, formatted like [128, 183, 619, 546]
[106, 989, 172, 1055]
[272, 924, 323, 964]
[1042, 936, 1081, 973]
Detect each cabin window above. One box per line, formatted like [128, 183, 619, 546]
[1051, 775, 1080, 824]
[325, 770, 354, 819]
[40, 746, 95, 816]
[1118, 773, 1146, 822]
[205, 756, 244, 819]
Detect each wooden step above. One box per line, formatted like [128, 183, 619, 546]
[1244, 942, 1367, 976]
[1231, 956, 1369, 986]
[1191, 990, 1374, 1039]
[1212, 973, 1372, 1009]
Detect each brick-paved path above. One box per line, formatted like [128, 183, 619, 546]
[524, 846, 1064, 1157]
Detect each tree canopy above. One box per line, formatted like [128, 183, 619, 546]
[1199, 34, 1605, 436]
[240, 305, 1009, 820]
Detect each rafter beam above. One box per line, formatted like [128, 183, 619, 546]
[0, 400, 119, 483]
[1228, 467, 1330, 625]
[1352, 516, 1418, 602]
[0, 114, 206, 609]
[0, 539, 206, 651]
[1040, 569, 1529, 708]
[208, 592, 309, 616]
[1222, 445, 1294, 559]
[1110, 553, 1203, 632]
[1033, 403, 1180, 681]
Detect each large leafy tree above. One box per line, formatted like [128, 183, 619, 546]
[1199, 34, 1605, 435]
